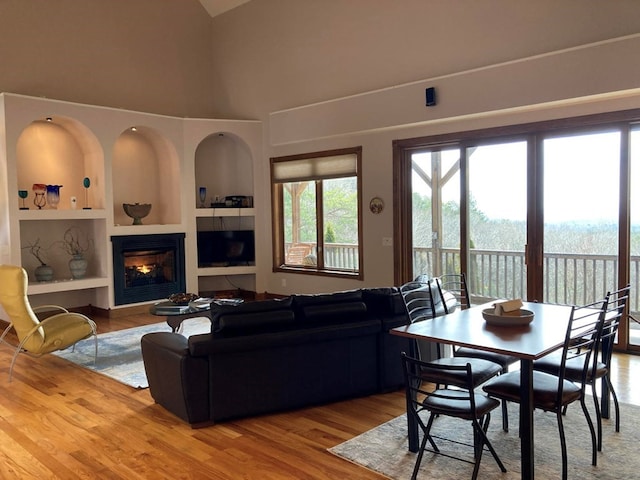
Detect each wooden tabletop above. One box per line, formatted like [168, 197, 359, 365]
[391, 301, 573, 360]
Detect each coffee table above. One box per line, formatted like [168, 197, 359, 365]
[150, 297, 244, 332]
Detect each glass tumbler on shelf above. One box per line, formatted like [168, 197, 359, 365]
[18, 190, 28, 210]
[199, 187, 207, 208]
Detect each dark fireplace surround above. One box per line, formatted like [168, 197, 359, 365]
[111, 233, 186, 306]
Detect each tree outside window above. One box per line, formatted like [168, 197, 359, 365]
[271, 147, 362, 278]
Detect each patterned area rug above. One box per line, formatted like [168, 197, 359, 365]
[329, 401, 640, 479]
[52, 317, 211, 389]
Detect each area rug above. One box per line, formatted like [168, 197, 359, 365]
[52, 316, 211, 389]
[329, 402, 640, 479]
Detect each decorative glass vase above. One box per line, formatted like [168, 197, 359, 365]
[34, 264, 54, 282]
[33, 183, 47, 209]
[68, 254, 88, 279]
[46, 184, 62, 209]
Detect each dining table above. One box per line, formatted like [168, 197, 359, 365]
[390, 301, 574, 480]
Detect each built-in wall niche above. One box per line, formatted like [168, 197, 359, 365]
[16, 116, 104, 210]
[20, 219, 107, 283]
[112, 126, 181, 226]
[194, 132, 254, 208]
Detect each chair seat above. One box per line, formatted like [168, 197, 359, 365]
[36, 313, 97, 353]
[424, 388, 501, 420]
[425, 357, 503, 387]
[482, 370, 582, 411]
[533, 354, 608, 382]
[455, 347, 519, 370]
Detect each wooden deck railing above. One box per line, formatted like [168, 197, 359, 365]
[286, 243, 637, 313]
[414, 247, 640, 313]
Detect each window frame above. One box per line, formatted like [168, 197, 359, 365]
[271, 146, 363, 279]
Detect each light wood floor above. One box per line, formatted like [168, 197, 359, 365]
[0, 311, 638, 479]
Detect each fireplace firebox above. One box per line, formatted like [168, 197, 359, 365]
[111, 233, 186, 305]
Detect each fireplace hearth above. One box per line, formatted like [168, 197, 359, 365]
[111, 233, 186, 305]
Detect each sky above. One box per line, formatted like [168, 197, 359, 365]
[413, 130, 631, 224]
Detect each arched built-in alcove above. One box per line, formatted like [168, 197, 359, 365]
[112, 126, 181, 226]
[194, 132, 253, 208]
[16, 115, 104, 210]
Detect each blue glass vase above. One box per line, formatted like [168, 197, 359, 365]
[46, 184, 62, 209]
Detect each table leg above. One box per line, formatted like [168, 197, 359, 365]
[407, 340, 419, 452]
[166, 315, 184, 332]
[520, 359, 534, 480]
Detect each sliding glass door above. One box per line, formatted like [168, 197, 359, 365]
[411, 148, 461, 278]
[467, 141, 528, 302]
[542, 131, 620, 305]
[395, 109, 640, 351]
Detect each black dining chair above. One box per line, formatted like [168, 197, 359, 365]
[401, 352, 507, 480]
[482, 298, 607, 480]
[438, 273, 520, 372]
[399, 280, 503, 388]
[533, 284, 629, 451]
[436, 273, 519, 430]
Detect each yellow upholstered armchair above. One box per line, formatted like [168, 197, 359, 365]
[0, 264, 97, 380]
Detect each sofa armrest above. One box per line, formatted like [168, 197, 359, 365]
[141, 332, 210, 425]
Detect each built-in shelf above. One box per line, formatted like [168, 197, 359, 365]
[195, 208, 255, 218]
[18, 209, 108, 221]
[27, 276, 109, 295]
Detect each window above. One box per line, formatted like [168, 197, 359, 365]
[271, 147, 363, 278]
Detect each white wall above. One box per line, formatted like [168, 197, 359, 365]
[0, 0, 215, 118]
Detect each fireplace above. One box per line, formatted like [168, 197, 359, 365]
[111, 233, 186, 305]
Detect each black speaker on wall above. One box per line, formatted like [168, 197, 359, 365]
[425, 87, 436, 107]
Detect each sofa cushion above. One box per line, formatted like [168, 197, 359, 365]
[210, 297, 294, 333]
[301, 301, 367, 323]
[189, 318, 380, 356]
[210, 296, 292, 316]
[292, 290, 362, 307]
[293, 290, 367, 323]
[214, 310, 296, 335]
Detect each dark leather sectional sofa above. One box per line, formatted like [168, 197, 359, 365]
[141, 287, 415, 426]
